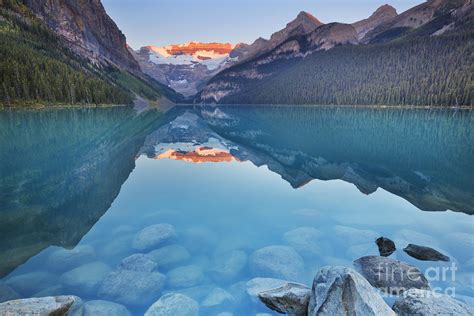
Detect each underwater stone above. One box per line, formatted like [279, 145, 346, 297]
[99, 269, 166, 305]
[209, 250, 247, 282]
[282, 227, 322, 258]
[144, 293, 199, 316]
[147, 244, 191, 270]
[201, 287, 235, 314]
[0, 283, 20, 303]
[83, 300, 132, 316]
[166, 265, 204, 288]
[403, 244, 449, 262]
[118, 253, 157, 272]
[47, 245, 96, 271]
[249, 245, 304, 281]
[132, 224, 177, 251]
[60, 262, 111, 294]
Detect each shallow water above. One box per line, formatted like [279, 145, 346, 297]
[0, 105, 473, 315]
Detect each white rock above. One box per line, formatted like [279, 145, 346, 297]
[308, 266, 395, 316]
[0, 296, 82, 316]
[246, 278, 288, 302]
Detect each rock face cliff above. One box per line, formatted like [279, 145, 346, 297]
[24, 0, 140, 72]
[352, 4, 398, 40]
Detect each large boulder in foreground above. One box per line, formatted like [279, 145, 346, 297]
[353, 256, 430, 295]
[249, 245, 304, 281]
[308, 266, 395, 316]
[132, 224, 177, 251]
[392, 289, 473, 315]
[144, 293, 199, 316]
[403, 244, 450, 262]
[258, 283, 311, 315]
[0, 296, 82, 316]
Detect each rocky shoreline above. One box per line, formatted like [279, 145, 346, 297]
[0, 224, 472, 316]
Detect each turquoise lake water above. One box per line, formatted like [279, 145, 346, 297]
[0, 105, 473, 315]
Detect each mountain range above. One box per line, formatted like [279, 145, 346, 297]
[0, 0, 472, 107]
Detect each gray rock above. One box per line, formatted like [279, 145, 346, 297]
[209, 250, 247, 282]
[60, 261, 111, 294]
[0, 283, 20, 303]
[403, 244, 450, 262]
[353, 256, 430, 295]
[376, 237, 396, 257]
[258, 283, 310, 315]
[6, 272, 57, 296]
[392, 289, 473, 315]
[119, 254, 157, 272]
[201, 287, 235, 314]
[246, 278, 288, 302]
[283, 227, 322, 258]
[308, 266, 395, 316]
[133, 224, 177, 251]
[148, 245, 191, 269]
[334, 225, 379, 245]
[166, 265, 204, 288]
[84, 300, 132, 316]
[99, 269, 166, 305]
[144, 293, 199, 316]
[249, 246, 304, 281]
[0, 296, 83, 316]
[47, 245, 96, 271]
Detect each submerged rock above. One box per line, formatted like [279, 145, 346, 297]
[282, 227, 322, 258]
[0, 296, 82, 316]
[33, 285, 64, 298]
[201, 287, 235, 314]
[47, 245, 96, 271]
[209, 250, 247, 282]
[144, 293, 199, 316]
[392, 289, 473, 315]
[99, 269, 166, 305]
[118, 254, 157, 272]
[84, 300, 132, 316]
[249, 245, 304, 281]
[6, 271, 57, 296]
[147, 244, 191, 269]
[308, 266, 395, 316]
[132, 224, 177, 251]
[376, 237, 396, 257]
[403, 244, 450, 262]
[166, 265, 204, 288]
[60, 261, 111, 294]
[334, 225, 379, 245]
[353, 256, 430, 295]
[0, 283, 20, 303]
[258, 283, 311, 315]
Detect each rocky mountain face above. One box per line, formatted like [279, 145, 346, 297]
[133, 42, 236, 97]
[230, 11, 323, 62]
[23, 0, 140, 72]
[197, 0, 472, 104]
[352, 4, 398, 40]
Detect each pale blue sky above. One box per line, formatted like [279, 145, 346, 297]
[102, 0, 424, 49]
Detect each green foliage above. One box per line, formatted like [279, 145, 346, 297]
[219, 30, 473, 107]
[0, 6, 133, 107]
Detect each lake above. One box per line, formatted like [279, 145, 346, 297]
[0, 105, 473, 315]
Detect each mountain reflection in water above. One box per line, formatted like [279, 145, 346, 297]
[0, 105, 472, 280]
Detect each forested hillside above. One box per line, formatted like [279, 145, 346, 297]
[0, 0, 181, 107]
[217, 30, 473, 106]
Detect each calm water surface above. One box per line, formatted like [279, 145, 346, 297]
[0, 105, 473, 315]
